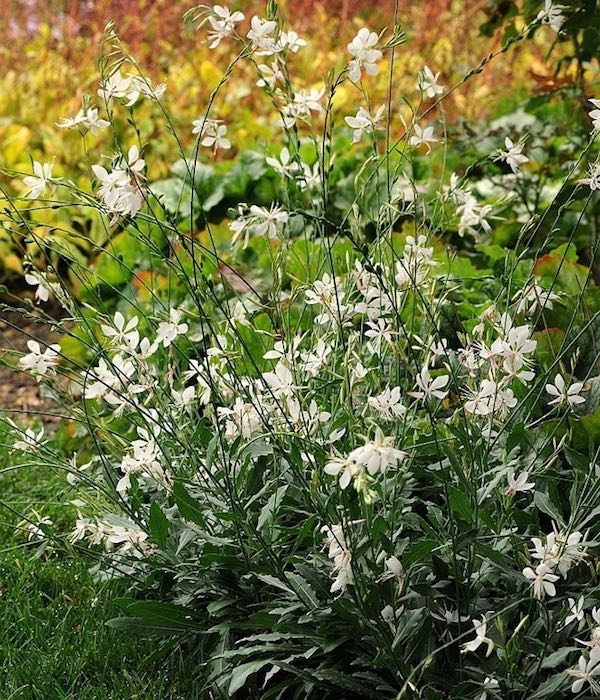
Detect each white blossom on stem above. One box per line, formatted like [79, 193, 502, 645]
[347, 28, 382, 82]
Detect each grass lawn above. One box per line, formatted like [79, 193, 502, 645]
[0, 424, 202, 700]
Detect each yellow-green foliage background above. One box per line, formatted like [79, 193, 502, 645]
[1, 0, 595, 282]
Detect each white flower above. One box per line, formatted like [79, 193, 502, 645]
[489, 317, 536, 381]
[499, 137, 529, 174]
[84, 107, 111, 134]
[305, 273, 337, 307]
[409, 124, 438, 152]
[579, 609, 600, 648]
[324, 456, 361, 490]
[530, 529, 587, 577]
[457, 194, 493, 238]
[102, 521, 151, 555]
[92, 148, 145, 219]
[463, 377, 517, 416]
[83, 354, 140, 402]
[325, 431, 406, 490]
[217, 398, 262, 440]
[351, 361, 369, 385]
[580, 162, 600, 191]
[98, 69, 164, 106]
[460, 614, 494, 656]
[135, 336, 158, 362]
[256, 61, 284, 89]
[192, 118, 231, 152]
[185, 360, 212, 404]
[171, 385, 196, 408]
[589, 99, 600, 133]
[478, 676, 500, 700]
[70, 513, 92, 542]
[206, 5, 244, 48]
[409, 366, 449, 401]
[394, 234, 438, 288]
[129, 75, 166, 103]
[418, 66, 444, 98]
[23, 161, 52, 198]
[248, 203, 288, 238]
[25, 271, 52, 303]
[98, 69, 134, 102]
[282, 88, 325, 127]
[378, 555, 405, 593]
[263, 337, 302, 363]
[13, 425, 46, 452]
[345, 106, 385, 144]
[384, 555, 404, 580]
[365, 318, 394, 355]
[565, 596, 585, 627]
[101, 312, 140, 351]
[321, 524, 353, 594]
[505, 470, 535, 496]
[263, 362, 295, 398]
[348, 433, 407, 476]
[280, 30, 306, 53]
[58, 107, 109, 134]
[537, 1, 566, 33]
[545, 373, 585, 408]
[19, 340, 61, 380]
[92, 164, 129, 201]
[301, 340, 331, 377]
[567, 646, 600, 695]
[266, 147, 300, 178]
[464, 379, 497, 416]
[513, 280, 559, 316]
[124, 145, 145, 174]
[247, 16, 280, 55]
[156, 308, 189, 347]
[299, 162, 321, 191]
[116, 431, 171, 496]
[27, 514, 53, 542]
[347, 28, 382, 82]
[523, 562, 559, 599]
[367, 386, 406, 421]
[381, 604, 397, 630]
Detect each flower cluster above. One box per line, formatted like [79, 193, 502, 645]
[92, 145, 146, 219]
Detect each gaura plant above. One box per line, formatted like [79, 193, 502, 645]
[3, 1, 600, 697]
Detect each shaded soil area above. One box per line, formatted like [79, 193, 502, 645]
[0, 311, 61, 422]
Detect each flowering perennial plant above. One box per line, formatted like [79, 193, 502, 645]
[3, 2, 600, 698]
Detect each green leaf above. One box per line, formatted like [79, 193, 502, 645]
[285, 572, 319, 610]
[527, 671, 569, 699]
[404, 539, 438, 567]
[173, 482, 205, 526]
[257, 485, 288, 531]
[448, 486, 473, 522]
[149, 501, 170, 549]
[122, 601, 199, 628]
[106, 602, 199, 636]
[206, 434, 218, 472]
[533, 491, 563, 525]
[228, 659, 273, 695]
[540, 647, 578, 670]
[579, 375, 600, 415]
[475, 542, 511, 569]
[150, 178, 192, 216]
[255, 574, 293, 595]
[223, 151, 267, 199]
[105, 616, 181, 636]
